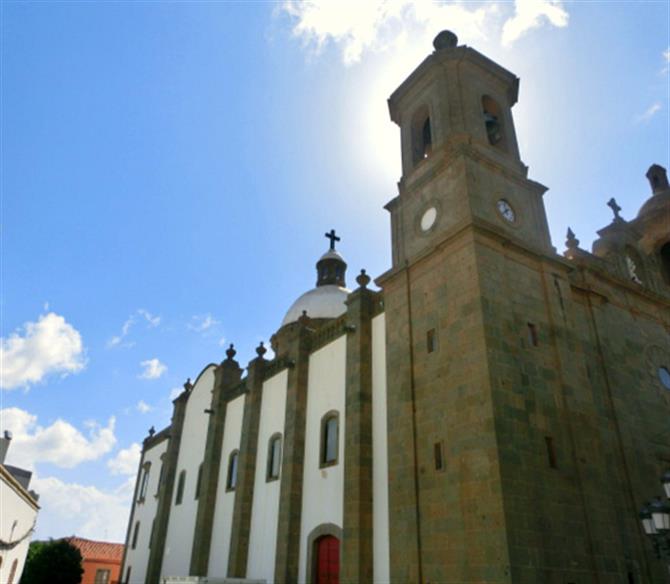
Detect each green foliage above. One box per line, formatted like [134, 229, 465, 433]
[20, 539, 83, 584]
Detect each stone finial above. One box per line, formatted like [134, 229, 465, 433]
[298, 310, 310, 326]
[148, 426, 156, 437]
[433, 30, 458, 51]
[646, 163, 669, 194]
[356, 269, 371, 289]
[256, 341, 267, 358]
[184, 378, 193, 392]
[566, 227, 579, 250]
[607, 197, 623, 222]
[225, 344, 236, 361]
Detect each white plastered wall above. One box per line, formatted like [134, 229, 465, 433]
[208, 393, 245, 577]
[122, 438, 168, 584]
[161, 365, 216, 577]
[297, 336, 346, 584]
[372, 313, 390, 583]
[0, 472, 38, 584]
[246, 370, 288, 582]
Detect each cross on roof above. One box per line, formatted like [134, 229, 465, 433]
[325, 229, 341, 250]
[607, 197, 622, 221]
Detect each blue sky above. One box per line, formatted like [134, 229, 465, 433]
[1, 1, 668, 541]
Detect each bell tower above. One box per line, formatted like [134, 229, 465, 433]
[385, 30, 552, 268]
[378, 31, 555, 583]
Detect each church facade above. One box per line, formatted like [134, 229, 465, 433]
[121, 31, 670, 583]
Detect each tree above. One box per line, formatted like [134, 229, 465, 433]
[20, 539, 83, 584]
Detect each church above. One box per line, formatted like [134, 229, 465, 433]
[120, 31, 670, 583]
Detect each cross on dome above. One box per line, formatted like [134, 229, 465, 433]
[325, 229, 341, 250]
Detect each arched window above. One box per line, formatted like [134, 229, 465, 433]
[267, 433, 282, 481]
[131, 521, 140, 549]
[195, 462, 203, 500]
[226, 450, 239, 491]
[175, 470, 186, 505]
[660, 242, 670, 285]
[320, 411, 339, 467]
[138, 462, 151, 502]
[411, 106, 432, 165]
[482, 96, 505, 149]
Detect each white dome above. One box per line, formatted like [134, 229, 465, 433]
[281, 285, 350, 327]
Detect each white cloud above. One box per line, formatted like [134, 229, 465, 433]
[661, 48, 670, 74]
[31, 475, 132, 541]
[281, 0, 497, 65]
[218, 337, 227, 347]
[637, 101, 662, 123]
[107, 442, 141, 476]
[107, 309, 161, 348]
[188, 313, 220, 333]
[139, 358, 167, 380]
[0, 407, 116, 469]
[169, 387, 183, 400]
[501, 0, 568, 46]
[1, 312, 86, 390]
[136, 400, 152, 414]
[280, 0, 568, 65]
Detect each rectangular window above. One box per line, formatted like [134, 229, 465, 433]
[434, 441, 444, 471]
[545, 436, 557, 469]
[527, 323, 539, 347]
[427, 329, 436, 353]
[125, 566, 131, 584]
[195, 463, 203, 500]
[94, 569, 111, 584]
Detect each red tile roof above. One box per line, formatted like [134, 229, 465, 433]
[64, 537, 124, 563]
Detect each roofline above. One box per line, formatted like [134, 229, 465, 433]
[0, 464, 39, 510]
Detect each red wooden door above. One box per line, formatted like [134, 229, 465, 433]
[315, 535, 339, 584]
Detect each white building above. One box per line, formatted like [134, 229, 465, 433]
[0, 432, 40, 584]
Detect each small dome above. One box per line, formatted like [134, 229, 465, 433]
[319, 249, 345, 262]
[281, 285, 350, 327]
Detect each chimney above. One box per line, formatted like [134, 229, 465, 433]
[0, 430, 13, 464]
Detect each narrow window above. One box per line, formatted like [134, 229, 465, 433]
[434, 441, 444, 471]
[138, 463, 151, 501]
[7, 559, 18, 584]
[482, 95, 505, 148]
[226, 450, 239, 491]
[156, 458, 165, 495]
[131, 521, 140, 549]
[320, 412, 339, 467]
[125, 566, 132, 584]
[660, 242, 670, 285]
[267, 434, 282, 481]
[195, 463, 203, 500]
[545, 436, 557, 469]
[149, 519, 155, 549]
[627, 572, 635, 584]
[411, 107, 432, 165]
[527, 323, 539, 347]
[427, 328, 436, 353]
[175, 470, 186, 505]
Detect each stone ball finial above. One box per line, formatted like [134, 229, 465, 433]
[356, 269, 371, 289]
[256, 341, 267, 358]
[433, 30, 458, 51]
[226, 343, 236, 361]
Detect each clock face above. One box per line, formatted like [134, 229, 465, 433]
[497, 199, 516, 223]
[420, 207, 437, 232]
